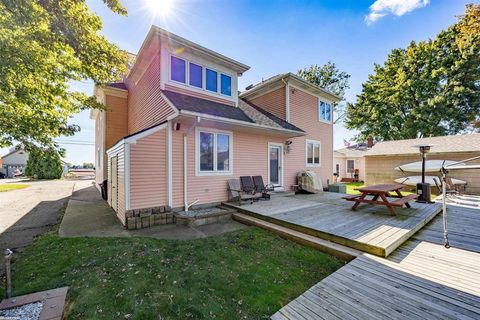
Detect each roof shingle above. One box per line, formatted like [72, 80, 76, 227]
[366, 134, 480, 156]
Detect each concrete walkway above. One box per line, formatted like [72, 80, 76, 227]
[59, 181, 246, 240]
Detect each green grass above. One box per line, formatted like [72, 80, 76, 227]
[345, 182, 419, 196]
[3, 229, 342, 319]
[0, 184, 29, 192]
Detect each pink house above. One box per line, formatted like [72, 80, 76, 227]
[91, 26, 340, 226]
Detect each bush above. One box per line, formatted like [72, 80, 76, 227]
[25, 148, 63, 179]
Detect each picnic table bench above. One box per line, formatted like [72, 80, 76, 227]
[342, 184, 418, 215]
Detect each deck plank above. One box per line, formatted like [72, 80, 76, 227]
[270, 200, 480, 320]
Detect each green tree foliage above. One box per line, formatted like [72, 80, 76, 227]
[345, 4, 480, 141]
[25, 147, 63, 179]
[0, 0, 127, 150]
[297, 61, 351, 123]
[83, 162, 94, 169]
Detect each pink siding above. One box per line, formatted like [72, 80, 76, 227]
[249, 86, 286, 120]
[288, 88, 333, 187]
[164, 83, 236, 106]
[129, 129, 168, 209]
[171, 121, 285, 208]
[126, 55, 176, 133]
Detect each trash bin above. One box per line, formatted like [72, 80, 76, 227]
[100, 179, 108, 200]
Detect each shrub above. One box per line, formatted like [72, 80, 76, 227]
[25, 148, 63, 179]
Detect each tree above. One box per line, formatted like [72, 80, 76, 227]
[297, 61, 351, 123]
[345, 4, 480, 141]
[0, 0, 127, 151]
[83, 162, 95, 169]
[25, 147, 64, 179]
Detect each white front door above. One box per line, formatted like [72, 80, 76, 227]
[268, 143, 283, 187]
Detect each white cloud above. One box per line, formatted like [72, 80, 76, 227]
[365, 0, 430, 24]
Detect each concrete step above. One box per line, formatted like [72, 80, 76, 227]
[232, 212, 361, 262]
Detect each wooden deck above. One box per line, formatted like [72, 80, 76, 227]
[272, 202, 480, 320]
[225, 192, 441, 257]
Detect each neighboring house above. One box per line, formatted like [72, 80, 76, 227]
[1, 148, 29, 178]
[333, 138, 374, 182]
[364, 134, 480, 194]
[91, 26, 340, 225]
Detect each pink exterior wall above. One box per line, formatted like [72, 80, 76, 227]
[126, 55, 176, 134]
[287, 88, 334, 187]
[171, 121, 286, 208]
[249, 86, 286, 120]
[129, 129, 168, 210]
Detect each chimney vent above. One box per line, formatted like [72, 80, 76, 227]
[367, 136, 374, 148]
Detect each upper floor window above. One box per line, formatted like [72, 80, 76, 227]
[170, 56, 186, 83]
[319, 101, 332, 122]
[306, 140, 321, 167]
[189, 62, 203, 88]
[206, 68, 218, 93]
[169, 55, 233, 97]
[221, 74, 231, 96]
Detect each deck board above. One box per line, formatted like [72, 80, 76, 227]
[271, 201, 480, 320]
[225, 192, 441, 257]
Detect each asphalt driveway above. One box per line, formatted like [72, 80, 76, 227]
[0, 179, 75, 267]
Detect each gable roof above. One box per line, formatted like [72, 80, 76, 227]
[1, 148, 26, 160]
[240, 72, 341, 102]
[366, 134, 480, 156]
[240, 99, 305, 133]
[335, 147, 370, 158]
[161, 90, 305, 135]
[162, 90, 253, 123]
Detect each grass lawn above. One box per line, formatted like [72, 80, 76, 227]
[2, 228, 342, 319]
[345, 182, 420, 196]
[0, 184, 29, 192]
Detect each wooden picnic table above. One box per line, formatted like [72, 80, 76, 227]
[342, 184, 418, 215]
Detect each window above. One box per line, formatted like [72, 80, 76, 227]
[206, 68, 218, 92]
[197, 129, 232, 175]
[306, 140, 321, 166]
[189, 62, 203, 88]
[220, 74, 232, 96]
[319, 100, 332, 122]
[170, 56, 186, 83]
[347, 159, 355, 173]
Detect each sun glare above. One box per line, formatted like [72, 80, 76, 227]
[143, 0, 175, 17]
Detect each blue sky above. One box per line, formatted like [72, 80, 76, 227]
[2, 0, 471, 164]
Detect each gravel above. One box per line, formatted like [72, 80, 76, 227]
[176, 207, 229, 218]
[0, 301, 43, 320]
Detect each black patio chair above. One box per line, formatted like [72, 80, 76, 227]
[252, 175, 274, 200]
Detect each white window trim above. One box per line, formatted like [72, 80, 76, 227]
[195, 127, 233, 176]
[346, 159, 355, 174]
[168, 53, 233, 98]
[268, 142, 284, 187]
[169, 55, 187, 85]
[318, 99, 333, 124]
[305, 139, 321, 167]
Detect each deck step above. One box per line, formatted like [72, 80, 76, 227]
[233, 213, 361, 261]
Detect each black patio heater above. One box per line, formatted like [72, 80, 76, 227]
[412, 144, 433, 203]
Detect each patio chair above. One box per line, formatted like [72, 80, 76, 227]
[252, 175, 274, 200]
[227, 179, 254, 206]
[433, 177, 459, 199]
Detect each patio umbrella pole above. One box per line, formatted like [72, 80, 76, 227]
[441, 168, 450, 248]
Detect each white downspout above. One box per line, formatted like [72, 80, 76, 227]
[184, 132, 199, 211]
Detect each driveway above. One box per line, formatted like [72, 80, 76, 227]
[0, 179, 76, 267]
